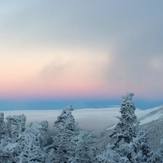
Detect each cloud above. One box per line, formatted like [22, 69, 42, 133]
[40, 56, 70, 80]
[0, 0, 163, 99]
[39, 48, 111, 83]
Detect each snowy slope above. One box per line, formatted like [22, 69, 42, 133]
[140, 106, 163, 124]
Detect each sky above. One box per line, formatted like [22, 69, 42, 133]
[0, 0, 163, 109]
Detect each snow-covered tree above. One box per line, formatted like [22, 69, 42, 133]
[46, 108, 79, 163]
[156, 138, 163, 163]
[19, 143, 45, 163]
[0, 140, 20, 163]
[132, 131, 154, 162]
[96, 144, 130, 163]
[0, 113, 6, 140]
[39, 121, 49, 147]
[0, 114, 27, 163]
[99, 93, 161, 163]
[110, 93, 138, 149]
[69, 131, 97, 163]
[17, 121, 48, 163]
[6, 114, 26, 141]
[96, 93, 138, 163]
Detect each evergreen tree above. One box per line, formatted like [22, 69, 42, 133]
[98, 93, 160, 163]
[17, 121, 48, 163]
[0, 113, 6, 140]
[154, 138, 163, 163]
[97, 93, 138, 163]
[69, 131, 97, 163]
[0, 114, 27, 163]
[96, 144, 122, 163]
[115, 94, 161, 162]
[46, 107, 79, 163]
[6, 114, 26, 141]
[110, 93, 138, 149]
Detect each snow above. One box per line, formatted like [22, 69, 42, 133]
[141, 113, 163, 125]
[140, 106, 163, 125]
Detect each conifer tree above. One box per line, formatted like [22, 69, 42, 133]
[46, 107, 79, 163]
[110, 93, 138, 149]
[98, 93, 161, 163]
[134, 131, 162, 163]
[69, 131, 97, 163]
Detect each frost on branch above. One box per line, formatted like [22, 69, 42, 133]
[0, 113, 6, 140]
[70, 131, 97, 163]
[0, 114, 26, 163]
[6, 114, 26, 140]
[17, 121, 49, 163]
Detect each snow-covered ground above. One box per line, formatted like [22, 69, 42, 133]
[2, 106, 163, 132]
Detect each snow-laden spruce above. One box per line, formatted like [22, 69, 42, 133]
[132, 130, 161, 163]
[70, 131, 97, 163]
[45, 107, 97, 163]
[0, 114, 26, 163]
[110, 93, 138, 148]
[97, 93, 162, 163]
[17, 121, 49, 163]
[45, 108, 79, 163]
